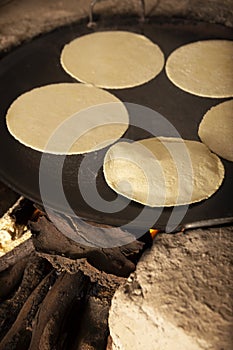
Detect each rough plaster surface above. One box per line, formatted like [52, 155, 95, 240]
[109, 227, 233, 350]
[0, 0, 233, 52]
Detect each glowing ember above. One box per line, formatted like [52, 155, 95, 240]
[149, 229, 159, 239]
[31, 208, 43, 220]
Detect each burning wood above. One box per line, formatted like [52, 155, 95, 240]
[0, 196, 149, 350]
[0, 197, 32, 257]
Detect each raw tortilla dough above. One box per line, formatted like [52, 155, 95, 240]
[198, 100, 233, 162]
[60, 31, 164, 89]
[165, 40, 233, 98]
[103, 137, 224, 207]
[6, 83, 129, 154]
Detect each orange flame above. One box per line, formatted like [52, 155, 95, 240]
[31, 208, 43, 221]
[149, 229, 159, 239]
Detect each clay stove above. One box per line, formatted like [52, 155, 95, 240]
[0, 1, 233, 350]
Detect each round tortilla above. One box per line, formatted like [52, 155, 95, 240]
[198, 100, 233, 162]
[60, 31, 164, 89]
[103, 137, 224, 207]
[165, 40, 233, 98]
[6, 83, 129, 154]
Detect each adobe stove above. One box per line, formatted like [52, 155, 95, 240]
[0, 1, 233, 350]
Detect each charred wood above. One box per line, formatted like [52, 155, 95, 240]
[0, 256, 53, 342]
[29, 214, 144, 277]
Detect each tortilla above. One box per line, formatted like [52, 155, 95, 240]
[60, 31, 164, 89]
[103, 137, 224, 207]
[165, 40, 233, 98]
[6, 83, 129, 154]
[198, 100, 233, 162]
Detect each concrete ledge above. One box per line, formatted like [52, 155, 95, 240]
[0, 0, 232, 52]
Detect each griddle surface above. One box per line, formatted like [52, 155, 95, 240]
[0, 17, 232, 231]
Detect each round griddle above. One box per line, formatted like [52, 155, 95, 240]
[0, 16, 233, 231]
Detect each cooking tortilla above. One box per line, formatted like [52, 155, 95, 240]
[6, 83, 129, 154]
[165, 40, 233, 98]
[60, 31, 164, 89]
[198, 100, 233, 162]
[103, 137, 224, 207]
